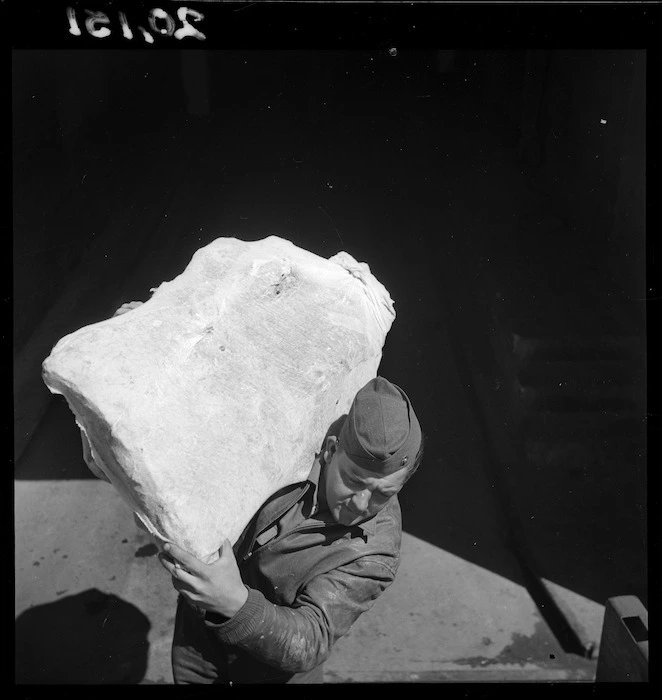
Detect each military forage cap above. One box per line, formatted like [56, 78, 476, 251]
[339, 376, 422, 476]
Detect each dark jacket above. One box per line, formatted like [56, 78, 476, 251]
[171, 456, 403, 684]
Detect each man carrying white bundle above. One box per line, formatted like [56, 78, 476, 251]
[115, 302, 424, 684]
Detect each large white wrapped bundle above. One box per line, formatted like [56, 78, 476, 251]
[42, 236, 395, 562]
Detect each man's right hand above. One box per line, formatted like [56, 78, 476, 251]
[113, 301, 144, 317]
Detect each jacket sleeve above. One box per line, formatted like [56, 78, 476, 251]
[203, 555, 398, 674]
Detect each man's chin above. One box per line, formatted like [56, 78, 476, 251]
[336, 506, 366, 527]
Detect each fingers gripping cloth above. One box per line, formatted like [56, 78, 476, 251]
[42, 236, 396, 563]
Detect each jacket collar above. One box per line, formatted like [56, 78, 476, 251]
[307, 457, 377, 537]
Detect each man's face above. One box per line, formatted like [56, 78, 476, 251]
[319, 438, 410, 526]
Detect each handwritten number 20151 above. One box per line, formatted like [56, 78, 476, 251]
[66, 7, 206, 42]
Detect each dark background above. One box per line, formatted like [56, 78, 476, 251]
[12, 2, 650, 682]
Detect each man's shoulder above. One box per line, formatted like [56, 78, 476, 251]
[328, 499, 403, 580]
[300, 502, 402, 586]
[368, 495, 402, 547]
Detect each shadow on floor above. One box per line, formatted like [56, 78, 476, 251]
[15, 588, 150, 684]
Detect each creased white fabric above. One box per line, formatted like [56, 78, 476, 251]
[42, 236, 395, 563]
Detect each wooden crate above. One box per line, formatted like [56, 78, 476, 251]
[596, 596, 648, 682]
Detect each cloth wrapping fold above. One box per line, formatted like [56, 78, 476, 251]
[42, 236, 395, 563]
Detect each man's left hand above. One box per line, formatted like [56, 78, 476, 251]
[159, 539, 248, 618]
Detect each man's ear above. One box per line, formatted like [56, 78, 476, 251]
[323, 435, 339, 463]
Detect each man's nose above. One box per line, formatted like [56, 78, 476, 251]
[353, 490, 371, 512]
